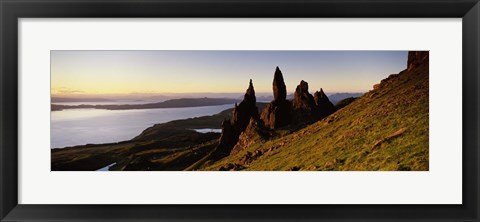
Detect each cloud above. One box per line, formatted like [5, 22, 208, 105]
[58, 90, 84, 93]
[52, 87, 85, 94]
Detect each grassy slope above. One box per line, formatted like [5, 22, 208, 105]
[51, 131, 221, 171]
[202, 62, 429, 171]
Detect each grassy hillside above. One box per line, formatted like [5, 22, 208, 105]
[201, 62, 429, 171]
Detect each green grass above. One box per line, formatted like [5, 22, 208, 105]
[202, 63, 429, 171]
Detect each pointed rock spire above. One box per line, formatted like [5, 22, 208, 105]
[212, 79, 259, 159]
[233, 79, 259, 128]
[244, 79, 256, 103]
[273, 67, 287, 101]
[260, 67, 292, 129]
[313, 88, 328, 104]
[318, 88, 326, 98]
[314, 88, 335, 119]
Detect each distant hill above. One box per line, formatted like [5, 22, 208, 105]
[51, 97, 115, 103]
[51, 98, 240, 111]
[328, 92, 364, 104]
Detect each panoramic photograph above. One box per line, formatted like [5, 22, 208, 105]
[51, 50, 429, 171]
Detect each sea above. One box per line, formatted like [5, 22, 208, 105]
[51, 103, 232, 148]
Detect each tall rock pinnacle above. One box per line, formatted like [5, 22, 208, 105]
[273, 67, 287, 101]
[260, 67, 292, 129]
[244, 79, 256, 103]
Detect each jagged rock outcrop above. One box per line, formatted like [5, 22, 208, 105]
[291, 80, 317, 125]
[260, 67, 292, 129]
[260, 101, 292, 129]
[313, 88, 336, 119]
[262, 68, 335, 128]
[407, 51, 429, 71]
[212, 69, 340, 160]
[231, 118, 272, 155]
[210, 80, 259, 159]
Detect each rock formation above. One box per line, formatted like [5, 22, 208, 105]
[231, 118, 272, 155]
[407, 51, 429, 71]
[231, 79, 259, 133]
[210, 79, 259, 159]
[260, 67, 292, 129]
[291, 80, 317, 125]
[212, 68, 340, 160]
[273, 66, 287, 101]
[313, 88, 336, 119]
[212, 119, 236, 158]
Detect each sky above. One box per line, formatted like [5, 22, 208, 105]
[51, 50, 408, 98]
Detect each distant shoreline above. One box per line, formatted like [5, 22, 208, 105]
[51, 97, 240, 111]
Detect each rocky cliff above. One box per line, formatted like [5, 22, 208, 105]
[407, 51, 429, 71]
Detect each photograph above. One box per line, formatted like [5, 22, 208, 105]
[3, 0, 477, 220]
[50, 50, 429, 171]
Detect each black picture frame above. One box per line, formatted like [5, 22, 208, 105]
[1, 0, 479, 221]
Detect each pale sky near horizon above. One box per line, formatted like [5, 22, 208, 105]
[51, 50, 408, 97]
